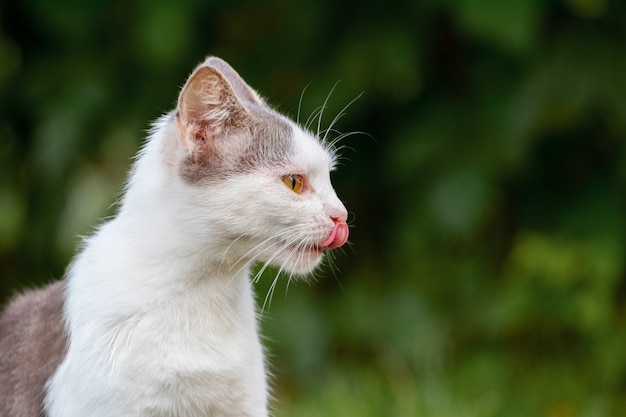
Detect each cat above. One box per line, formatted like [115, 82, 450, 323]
[0, 57, 350, 417]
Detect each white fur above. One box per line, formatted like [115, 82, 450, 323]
[44, 111, 346, 416]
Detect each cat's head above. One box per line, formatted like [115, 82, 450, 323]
[171, 57, 349, 276]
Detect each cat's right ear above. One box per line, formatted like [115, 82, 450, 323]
[175, 65, 249, 155]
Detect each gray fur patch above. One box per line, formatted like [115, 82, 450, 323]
[179, 106, 294, 184]
[0, 280, 67, 417]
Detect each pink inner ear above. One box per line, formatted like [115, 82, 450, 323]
[320, 221, 349, 249]
[189, 123, 209, 142]
[176, 113, 207, 153]
[178, 66, 243, 138]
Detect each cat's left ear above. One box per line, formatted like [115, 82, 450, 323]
[201, 57, 265, 107]
[175, 58, 261, 153]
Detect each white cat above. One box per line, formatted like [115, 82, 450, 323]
[0, 57, 349, 417]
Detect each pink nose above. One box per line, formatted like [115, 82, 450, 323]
[320, 219, 349, 249]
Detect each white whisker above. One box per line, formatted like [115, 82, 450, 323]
[328, 130, 371, 150]
[296, 82, 312, 126]
[218, 235, 246, 268]
[260, 274, 281, 316]
[305, 106, 324, 132]
[256, 232, 312, 313]
[317, 81, 341, 139]
[321, 91, 363, 145]
[225, 225, 302, 267]
[222, 226, 307, 288]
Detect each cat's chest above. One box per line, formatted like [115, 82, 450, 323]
[91, 281, 266, 415]
[117, 282, 259, 369]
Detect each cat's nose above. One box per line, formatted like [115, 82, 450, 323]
[320, 217, 349, 249]
[325, 200, 348, 223]
[333, 209, 348, 223]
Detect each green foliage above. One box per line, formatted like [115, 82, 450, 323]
[2, 0, 626, 415]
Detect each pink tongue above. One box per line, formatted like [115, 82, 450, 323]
[320, 222, 349, 249]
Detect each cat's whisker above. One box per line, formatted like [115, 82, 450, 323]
[225, 231, 299, 288]
[284, 273, 294, 299]
[328, 130, 370, 150]
[225, 225, 303, 273]
[331, 144, 356, 161]
[260, 275, 280, 316]
[321, 113, 346, 145]
[250, 230, 305, 288]
[261, 238, 304, 314]
[253, 240, 301, 304]
[296, 82, 312, 126]
[332, 143, 356, 153]
[347, 211, 357, 225]
[321, 91, 363, 145]
[317, 81, 341, 139]
[344, 240, 357, 256]
[252, 258, 275, 285]
[320, 130, 342, 145]
[267, 231, 312, 280]
[304, 106, 324, 132]
[218, 235, 248, 269]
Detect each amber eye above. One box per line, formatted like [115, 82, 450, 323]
[281, 174, 304, 194]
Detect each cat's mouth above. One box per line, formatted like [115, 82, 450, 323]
[268, 223, 349, 270]
[275, 222, 348, 257]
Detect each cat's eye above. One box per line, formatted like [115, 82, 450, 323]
[281, 174, 304, 194]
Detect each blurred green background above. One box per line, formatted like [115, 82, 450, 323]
[1, 0, 626, 415]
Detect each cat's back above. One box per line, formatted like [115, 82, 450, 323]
[0, 280, 67, 417]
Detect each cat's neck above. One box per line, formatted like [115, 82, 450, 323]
[72, 209, 250, 300]
[65, 217, 256, 348]
[65, 117, 255, 321]
[112, 115, 244, 273]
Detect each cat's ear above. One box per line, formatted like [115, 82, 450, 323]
[176, 59, 260, 153]
[176, 66, 241, 146]
[201, 57, 265, 107]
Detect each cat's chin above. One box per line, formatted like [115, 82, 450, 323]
[264, 243, 325, 275]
